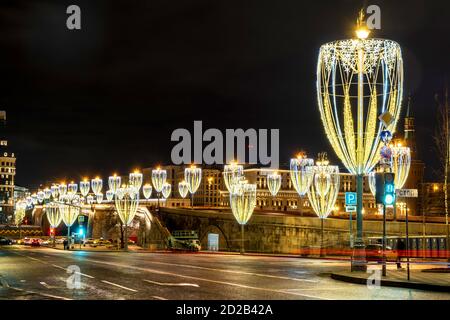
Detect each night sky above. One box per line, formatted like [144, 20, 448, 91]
[0, 0, 448, 188]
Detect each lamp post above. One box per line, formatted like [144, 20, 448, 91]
[44, 203, 63, 247]
[290, 154, 315, 216]
[152, 168, 167, 211]
[391, 144, 411, 220]
[230, 181, 256, 254]
[143, 184, 153, 200]
[185, 165, 202, 209]
[223, 161, 244, 194]
[14, 200, 27, 240]
[114, 185, 139, 251]
[307, 153, 340, 257]
[316, 11, 403, 271]
[161, 182, 172, 199]
[60, 182, 80, 250]
[267, 171, 281, 210]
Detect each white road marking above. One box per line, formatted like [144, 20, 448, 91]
[39, 281, 54, 289]
[152, 295, 168, 300]
[9, 286, 72, 300]
[84, 259, 327, 300]
[52, 264, 95, 279]
[101, 280, 137, 292]
[144, 279, 199, 287]
[138, 260, 318, 283]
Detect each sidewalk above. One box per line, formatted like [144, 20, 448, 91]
[332, 267, 450, 292]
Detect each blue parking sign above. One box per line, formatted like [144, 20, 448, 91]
[345, 192, 357, 206]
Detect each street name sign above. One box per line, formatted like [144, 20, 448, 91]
[346, 206, 356, 212]
[396, 189, 418, 198]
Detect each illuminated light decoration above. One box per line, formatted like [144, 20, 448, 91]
[86, 195, 94, 205]
[161, 182, 172, 199]
[368, 171, 376, 196]
[317, 16, 403, 265]
[114, 185, 140, 250]
[129, 171, 143, 191]
[96, 193, 103, 204]
[51, 185, 59, 199]
[267, 171, 282, 196]
[108, 175, 121, 194]
[31, 194, 38, 205]
[178, 180, 189, 198]
[290, 156, 314, 196]
[223, 162, 244, 194]
[390, 145, 411, 190]
[37, 191, 45, 204]
[91, 177, 103, 196]
[307, 155, 340, 257]
[185, 165, 202, 208]
[143, 184, 153, 200]
[58, 184, 67, 196]
[307, 159, 340, 220]
[317, 39, 403, 176]
[106, 190, 114, 202]
[230, 182, 256, 254]
[44, 203, 63, 230]
[151, 168, 167, 193]
[44, 188, 52, 200]
[67, 183, 78, 196]
[14, 201, 27, 226]
[26, 196, 33, 207]
[80, 179, 90, 197]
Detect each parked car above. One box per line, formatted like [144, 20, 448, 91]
[30, 238, 41, 247]
[16, 238, 26, 245]
[55, 237, 65, 244]
[365, 244, 397, 262]
[91, 238, 111, 247]
[0, 237, 13, 245]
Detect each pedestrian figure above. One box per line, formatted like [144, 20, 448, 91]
[63, 239, 68, 250]
[397, 239, 406, 269]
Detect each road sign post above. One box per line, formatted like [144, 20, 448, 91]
[345, 192, 357, 249]
[396, 189, 418, 281]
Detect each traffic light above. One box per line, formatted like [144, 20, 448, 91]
[383, 172, 395, 206]
[78, 228, 84, 236]
[375, 173, 385, 205]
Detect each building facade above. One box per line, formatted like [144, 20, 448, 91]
[0, 111, 16, 223]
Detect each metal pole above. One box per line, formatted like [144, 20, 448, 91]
[423, 208, 426, 259]
[349, 211, 353, 248]
[382, 204, 387, 277]
[406, 203, 410, 281]
[124, 225, 128, 251]
[446, 213, 449, 262]
[67, 225, 71, 250]
[352, 174, 366, 271]
[320, 218, 324, 257]
[240, 224, 245, 254]
[191, 193, 194, 209]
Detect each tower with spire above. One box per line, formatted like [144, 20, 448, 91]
[404, 96, 417, 158]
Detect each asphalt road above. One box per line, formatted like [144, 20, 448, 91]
[1, 245, 450, 300]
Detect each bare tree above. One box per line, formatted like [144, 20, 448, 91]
[434, 87, 449, 218]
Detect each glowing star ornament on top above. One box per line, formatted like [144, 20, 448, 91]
[114, 185, 140, 250]
[230, 182, 256, 254]
[223, 161, 244, 194]
[178, 180, 189, 199]
[161, 182, 172, 199]
[142, 184, 153, 200]
[108, 175, 121, 194]
[80, 179, 90, 197]
[290, 154, 314, 196]
[267, 171, 281, 196]
[316, 12, 403, 266]
[91, 177, 103, 196]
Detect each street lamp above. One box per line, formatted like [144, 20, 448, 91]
[80, 179, 90, 197]
[114, 185, 139, 250]
[230, 181, 256, 254]
[91, 177, 103, 196]
[14, 200, 27, 239]
[152, 167, 167, 211]
[307, 153, 340, 257]
[60, 192, 81, 250]
[185, 165, 202, 208]
[316, 11, 403, 270]
[178, 180, 189, 199]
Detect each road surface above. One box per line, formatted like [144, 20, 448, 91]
[0, 245, 449, 300]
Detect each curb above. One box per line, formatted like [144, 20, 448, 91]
[331, 272, 450, 292]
